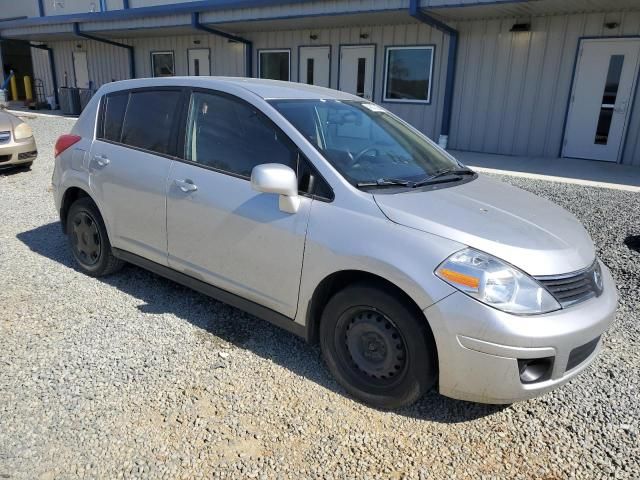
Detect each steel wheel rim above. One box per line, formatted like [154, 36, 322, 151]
[71, 211, 101, 266]
[338, 308, 408, 388]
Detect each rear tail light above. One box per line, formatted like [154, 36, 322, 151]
[54, 134, 81, 158]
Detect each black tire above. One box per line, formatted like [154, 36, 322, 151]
[66, 196, 124, 277]
[320, 283, 437, 409]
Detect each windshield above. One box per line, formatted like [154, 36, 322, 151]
[269, 99, 461, 186]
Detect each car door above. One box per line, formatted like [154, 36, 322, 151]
[166, 90, 312, 318]
[89, 87, 185, 266]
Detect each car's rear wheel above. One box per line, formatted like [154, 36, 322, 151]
[319, 283, 437, 409]
[67, 197, 124, 277]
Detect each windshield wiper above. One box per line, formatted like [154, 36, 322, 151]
[411, 168, 475, 187]
[356, 168, 474, 189]
[356, 178, 412, 188]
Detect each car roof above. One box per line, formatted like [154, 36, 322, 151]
[97, 76, 362, 101]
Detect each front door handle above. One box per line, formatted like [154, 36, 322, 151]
[174, 178, 198, 193]
[93, 154, 110, 168]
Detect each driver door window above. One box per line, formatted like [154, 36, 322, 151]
[185, 91, 297, 177]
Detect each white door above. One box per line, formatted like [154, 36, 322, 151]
[299, 46, 330, 88]
[188, 48, 211, 76]
[339, 45, 375, 100]
[563, 39, 640, 162]
[72, 51, 89, 89]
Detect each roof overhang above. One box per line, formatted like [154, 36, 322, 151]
[426, 0, 640, 22]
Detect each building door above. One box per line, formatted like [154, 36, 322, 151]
[72, 51, 89, 88]
[563, 38, 640, 162]
[188, 48, 211, 76]
[339, 45, 375, 100]
[299, 46, 330, 88]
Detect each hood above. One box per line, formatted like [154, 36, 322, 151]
[374, 175, 595, 276]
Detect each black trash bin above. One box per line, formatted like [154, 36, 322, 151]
[58, 87, 82, 116]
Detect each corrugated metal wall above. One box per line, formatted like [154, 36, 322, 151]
[31, 34, 245, 92]
[246, 22, 448, 140]
[448, 10, 640, 166]
[130, 34, 245, 78]
[30, 47, 55, 98]
[201, 0, 407, 24]
[26, 8, 640, 166]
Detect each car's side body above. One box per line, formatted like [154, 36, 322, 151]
[52, 77, 617, 405]
[53, 77, 462, 324]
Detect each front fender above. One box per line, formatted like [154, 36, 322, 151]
[294, 198, 462, 326]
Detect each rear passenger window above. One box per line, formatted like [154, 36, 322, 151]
[185, 91, 297, 177]
[101, 93, 128, 142]
[121, 90, 182, 155]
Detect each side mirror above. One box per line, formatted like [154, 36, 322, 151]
[250, 163, 300, 214]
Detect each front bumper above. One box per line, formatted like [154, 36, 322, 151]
[0, 136, 38, 167]
[425, 261, 618, 404]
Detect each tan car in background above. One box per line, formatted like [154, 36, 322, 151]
[0, 110, 37, 170]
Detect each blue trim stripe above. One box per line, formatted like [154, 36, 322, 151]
[409, 0, 458, 138]
[0, 0, 318, 29]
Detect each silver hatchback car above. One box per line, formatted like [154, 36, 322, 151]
[52, 77, 617, 409]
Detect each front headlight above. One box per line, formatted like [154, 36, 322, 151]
[14, 122, 33, 140]
[435, 248, 560, 314]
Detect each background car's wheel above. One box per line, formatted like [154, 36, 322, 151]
[66, 197, 124, 277]
[319, 283, 437, 409]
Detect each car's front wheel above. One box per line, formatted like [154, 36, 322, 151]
[319, 283, 437, 409]
[67, 197, 124, 277]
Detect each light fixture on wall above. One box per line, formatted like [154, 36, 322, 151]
[194, 39, 201, 44]
[359, 32, 369, 39]
[76, 44, 82, 48]
[509, 23, 531, 32]
[604, 22, 620, 30]
[309, 34, 318, 40]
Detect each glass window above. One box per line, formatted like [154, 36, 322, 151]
[151, 51, 175, 77]
[595, 54, 625, 145]
[101, 92, 128, 142]
[259, 50, 290, 81]
[121, 90, 182, 155]
[383, 46, 434, 103]
[270, 99, 460, 186]
[185, 91, 297, 177]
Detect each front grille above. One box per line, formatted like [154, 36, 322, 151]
[536, 260, 603, 308]
[0, 131, 10, 143]
[0, 154, 11, 163]
[567, 336, 600, 371]
[18, 150, 37, 160]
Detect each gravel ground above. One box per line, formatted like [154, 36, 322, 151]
[0, 114, 638, 479]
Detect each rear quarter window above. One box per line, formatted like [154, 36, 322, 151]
[100, 92, 128, 142]
[120, 89, 183, 156]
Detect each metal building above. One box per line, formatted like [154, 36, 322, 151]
[1, 0, 639, 166]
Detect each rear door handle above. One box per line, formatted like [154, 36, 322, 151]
[93, 154, 110, 168]
[174, 178, 198, 193]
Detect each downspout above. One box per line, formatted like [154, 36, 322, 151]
[409, 0, 458, 149]
[191, 12, 253, 77]
[73, 23, 135, 79]
[123, 0, 130, 8]
[29, 42, 60, 108]
[37, 0, 45, 17]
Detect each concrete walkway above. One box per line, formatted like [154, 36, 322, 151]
[451, 150, 640, 193]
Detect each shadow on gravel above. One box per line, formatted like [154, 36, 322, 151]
[17, 221, 504, 424]
[624, 235, 640, 253]
[0, 165, 32, 176]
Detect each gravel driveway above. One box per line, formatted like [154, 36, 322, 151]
[0, 114, 638, 479]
